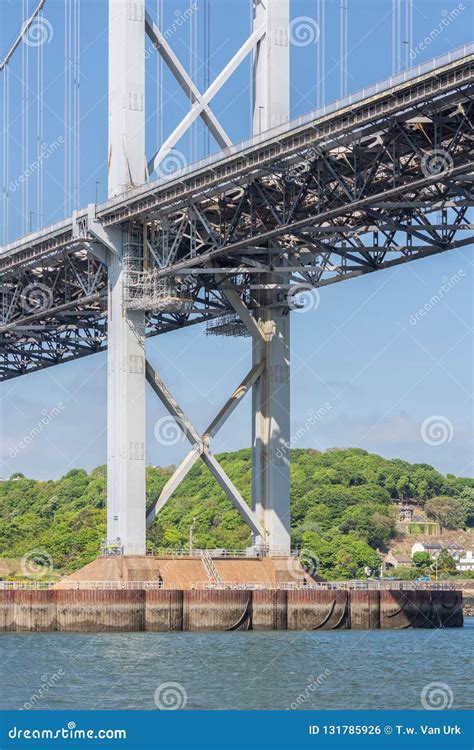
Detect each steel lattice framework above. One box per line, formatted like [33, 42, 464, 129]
[1, 45, 473, 381]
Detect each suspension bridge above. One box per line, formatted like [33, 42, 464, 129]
[0, 0, 473, 565]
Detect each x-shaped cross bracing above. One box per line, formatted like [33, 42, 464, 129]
[145, 358, 265, 538]
[145, 275, 271, 539]
[145, 9, 265, 176]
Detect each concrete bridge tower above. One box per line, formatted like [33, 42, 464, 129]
[107, 0, 147, 554]
[105, 0, 291, 556]
[252, 0, 291, 554]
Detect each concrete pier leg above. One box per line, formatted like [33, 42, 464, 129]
[106, 0, 147, 554]
[252, 301, 291, 554]
[107, 252, 146, 554]
[251, 1, 291, 555]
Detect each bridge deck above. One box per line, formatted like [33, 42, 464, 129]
[1, 43, 473, 271]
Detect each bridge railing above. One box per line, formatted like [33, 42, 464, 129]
[145, 547, 298, 559]
[190, 580, 458, 591]
[0, 580, 460, 591]
[96, 547, 299, 559]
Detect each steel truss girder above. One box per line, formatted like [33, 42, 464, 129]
[1, 55, 474, 380]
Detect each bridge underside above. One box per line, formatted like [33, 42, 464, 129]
[1, 56, 473, 380]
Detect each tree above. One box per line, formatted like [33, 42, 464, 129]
[396, 475, 413, 501]
[338, 503, 395, 549]
[436, 549, 457, 574]
[0, 447, 470, 579]
[412, 551, 431, 569]
[459, 488, 474, 527]
[424, 496, 467, 530]
[389, 566, 419, 580]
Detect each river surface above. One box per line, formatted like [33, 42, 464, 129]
[0, 619, 472, 710]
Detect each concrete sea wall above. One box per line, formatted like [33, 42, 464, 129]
[0, 588, 463, 632]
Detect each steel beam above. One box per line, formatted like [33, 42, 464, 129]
[147, 23, 264, 175]
[146, 361, 203, 448]
[146, 446, 201, 526]
[144, 11, 232, 163]
[204, 361, 265, 441]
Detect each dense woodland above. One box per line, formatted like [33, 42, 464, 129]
[1, 448, 473, 578]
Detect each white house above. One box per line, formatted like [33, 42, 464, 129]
[411, 542, 464, 561]
[456, 551, 474, 572]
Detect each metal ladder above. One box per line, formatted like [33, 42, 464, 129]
[201, 551, 223, 585]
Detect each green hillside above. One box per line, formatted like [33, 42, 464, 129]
[1, 448, 472, 578]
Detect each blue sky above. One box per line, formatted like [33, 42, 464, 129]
[0, 0, 473, 480]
